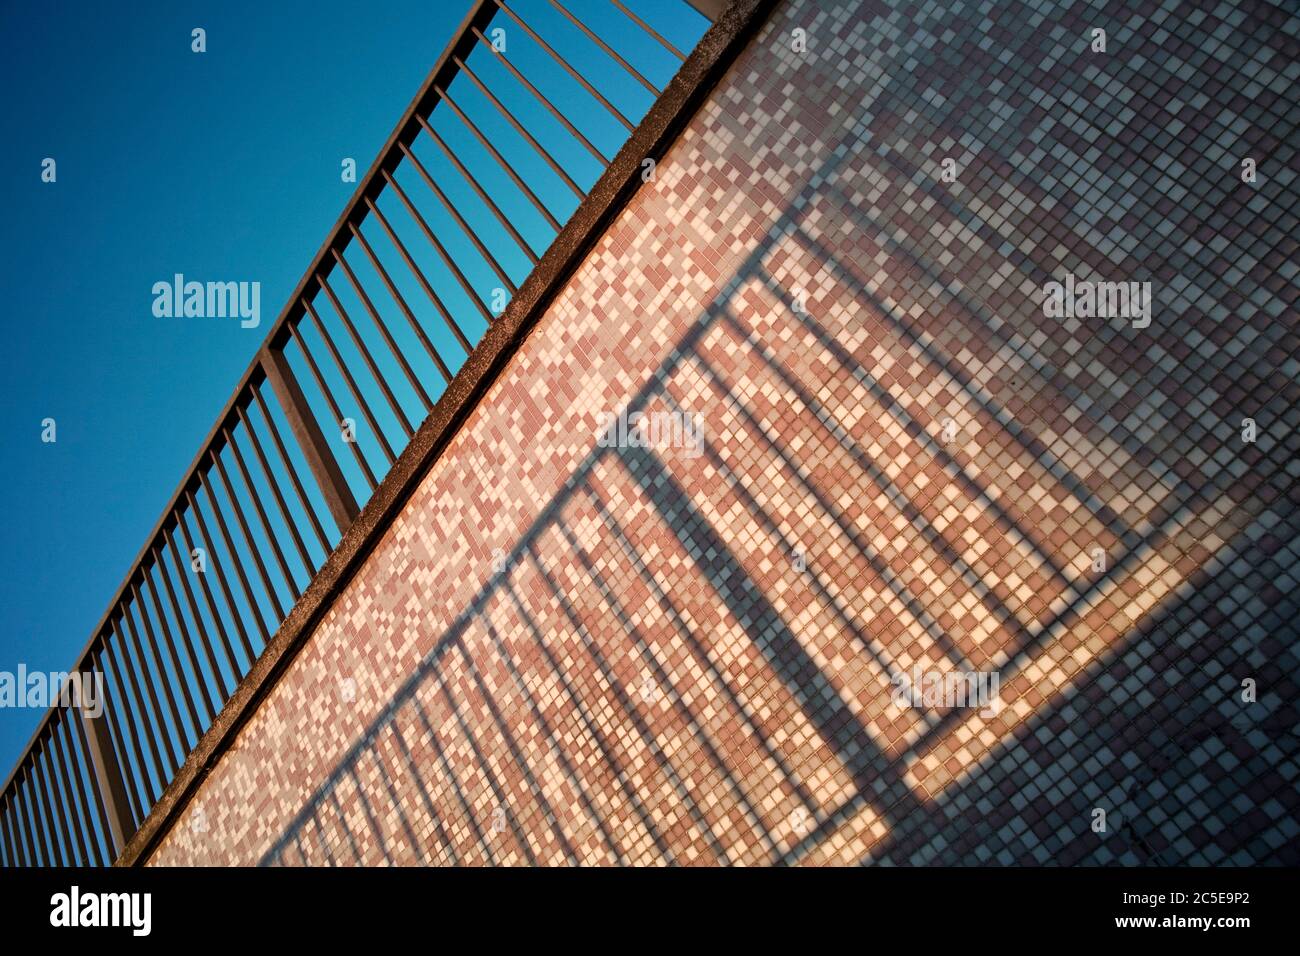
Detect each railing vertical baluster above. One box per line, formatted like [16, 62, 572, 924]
[67, 682, 126, 861]
[7, 797, 26, 867]
[6, 783, 29, 867]
[123, 594, 187, 767]
[347, 220, 455, 382]
[0, 796, 16, 867]
[175, 504, 250, 675]
[236, 403, 317, 573]
[0, 797, 12, 867]
[79, 667, 138, 857]
[16, 769, 47, 865]
[610, 1, 687, 60]
[140, 566, 206, 735]
[545, 0, 660, 94]
[2, 0, 718, 866]
[409, 120, 539, 264]
[371, 181, 487, 341]
[472, 24, 611, 164]
[49, 757, 78, 865]
[116, 608, 180, 780]
[452, 55, 587, 198]
[148, 547, 216, 725]
[46, 718, 91, 865]
[6, 799, 23, 867]
[30, 752, 65, 866]
[191, 477, 270, 653]
[224, 424, 303, 602]
[284, 319, 379, 489]
[162, 526, 232, 703]
[14, 779, 37, 865]
[91, 645, 147, 828]
[494, 0, 637, 130]
[329, 251, 434, 413]
[9, 795, 27, 866]
[251, 380, 336, 553]
[38, 733, 79, 868]
[104, 627, 168, 796]
[5, 802, 22, 867]
[390, 147, 518, 292]
[313, 278, 414, 444]
[56, 707, 109, 865]
[208, 452, 289, 623]
[435, 87, 564, 232]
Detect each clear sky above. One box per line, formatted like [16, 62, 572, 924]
[0, 0, 707, 782]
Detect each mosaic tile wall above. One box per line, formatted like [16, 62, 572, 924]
[149, 0, 1300, 865]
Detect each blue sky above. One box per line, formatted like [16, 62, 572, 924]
[0, 0, 708, 782]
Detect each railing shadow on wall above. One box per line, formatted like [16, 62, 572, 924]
[253, 93, 1299, 864]
[0, 0, 722, 867]
[253, 253, 1297, 865]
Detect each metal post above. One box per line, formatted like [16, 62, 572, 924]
[260, 346, 361, 534]
[77, 672, 136, 857]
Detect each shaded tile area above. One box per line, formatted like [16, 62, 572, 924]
[150, 0, 1299, 866]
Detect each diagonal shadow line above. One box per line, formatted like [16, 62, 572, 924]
[897, 486, 1231, 762]
[387, 721, 460, 865]
[520, 538, 733, 868]
[786, 222, 1146, 555]
[776, 530, 1285, 866]
[344, 763, 393, 865]
[499, 577, 678, 863]
[446, 628, 587, 864]
[425, 640, 555, 865]
[576, 486, 825, 817]
[248, 264, 949, 866]
[477, 613, 627, 863]
[409, 697, 499, 864]
[774, 223, 1290, 693]
[271, 656, 507, 867]
[517, 538, 738, 868]
[859, 516, 1300, 867]
[326, 788, 363, 864]
[816, 129, 1121, 299]
[365, 743, 428, 864]
[697, 305, 1008, 667]
[518, 544, 731, 863]
[259, 300, 770, 865]
[646, 384, 991, 742]
[744, 275, 1076, 622]
[309, 807, 338, 866]
[611, 442, 926, 834]
[544, 515, 779, 860]
[818, 112, 1300, 414]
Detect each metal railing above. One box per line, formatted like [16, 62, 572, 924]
[0, 0, 717, 866]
